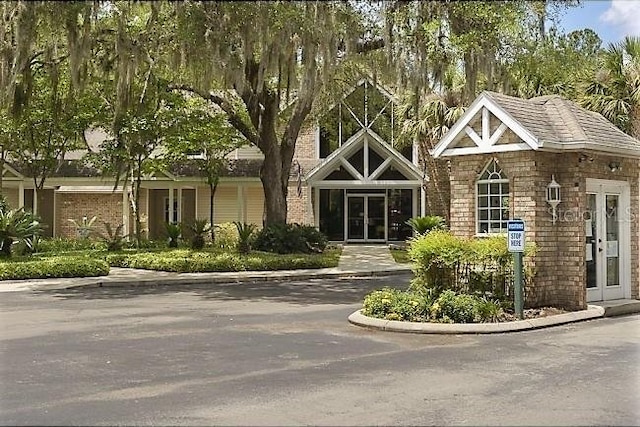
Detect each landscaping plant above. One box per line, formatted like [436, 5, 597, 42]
[253, 223, 327, 254]
[233, 222, 257, 254]
[0, 207, 44, 257]
[405, 215, 447, 235]
[164, 222, 182, 248]
[97, 222, 127, 251]
[68, 215, 98, 239]
[188, 219, 211, 250]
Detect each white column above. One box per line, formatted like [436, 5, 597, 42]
[168, 185, 174, 223]
[420, 186, 426, 216]
[237, 185, 245, 223]
[412, 188, 418, 220]
[314, 187, 320, 228]
[177, 187, 183, 223]
[194, 186, 199, 221]
[52, 190, 57, 237]
[33, 188, 38, 215]
[306, 186, 314, 225]
[18, 182, 24, 208]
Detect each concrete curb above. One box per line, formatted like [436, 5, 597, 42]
[348, 305, 606, 334]
[1, 266, 412, 293]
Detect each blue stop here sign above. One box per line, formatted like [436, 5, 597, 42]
[507, 220, 525, 252]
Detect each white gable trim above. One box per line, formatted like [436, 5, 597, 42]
[431, 92, 539, 158]
[306, 128, 422, 183]
[2, 164, 23, 179]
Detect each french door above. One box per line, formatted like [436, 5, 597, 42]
[346, 194, 386, 242]
[585, 180, 630, 302]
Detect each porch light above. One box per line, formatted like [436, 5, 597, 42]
[546, 175, 561, 224]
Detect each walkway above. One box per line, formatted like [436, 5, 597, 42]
[0, 244, 410, 293]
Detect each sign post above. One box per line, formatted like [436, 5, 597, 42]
[507, 219, 525, 319]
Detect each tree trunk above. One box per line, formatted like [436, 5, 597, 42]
[260, 134, 288, 227]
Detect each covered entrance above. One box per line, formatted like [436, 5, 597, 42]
[307, 128, 425, 243]
[586, 179, 631, 302]
[347, 193, 386, 241]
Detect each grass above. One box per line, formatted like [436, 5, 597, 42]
[389, 248, 411, 264]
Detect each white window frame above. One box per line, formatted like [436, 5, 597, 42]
[476, 160, 510, 235]
[164, 197, 179, 224]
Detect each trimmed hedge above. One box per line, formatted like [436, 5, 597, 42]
[408, 230, 536, 300]
[0, 256, 110, 280]
[105, 248, 341, 273]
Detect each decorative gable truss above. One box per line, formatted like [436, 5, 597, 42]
[431, 93, 540, 158]
[307, 128, 422, 186]
[1, 164, 23, 181]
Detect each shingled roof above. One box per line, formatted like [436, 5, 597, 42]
[484, 91, 640, 152]
[433, 91, 640, 158]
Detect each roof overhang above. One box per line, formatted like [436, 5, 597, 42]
[56, 185, 124, 193]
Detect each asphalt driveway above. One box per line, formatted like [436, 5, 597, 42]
[1, 274, 638, 426]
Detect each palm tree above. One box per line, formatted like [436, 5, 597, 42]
[397, 74, 466, 218]
[579, 36, 640, 138]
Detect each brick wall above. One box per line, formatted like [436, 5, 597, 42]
[286, 184, 311, 225]
[56, 192, 124, 239]
[449, 150, 639, 310]
[2, 187, 19, 208]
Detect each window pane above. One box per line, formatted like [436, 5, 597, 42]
[490, 196, 501, 207]
[479, 222, 489, 233]
[490, 183, 500, 194]
[479, 209, 488, 220]
[490, 209, 501, 220]
[478, 196, 488, 207]
[478, 183, 488, 195]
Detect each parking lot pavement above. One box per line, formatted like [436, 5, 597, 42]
[1, 274, 638, 426]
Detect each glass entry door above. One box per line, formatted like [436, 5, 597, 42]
[586, 181, 629, 302]
[347, 194, 386, 241]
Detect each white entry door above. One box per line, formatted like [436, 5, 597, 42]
[585, 179, 631, 302]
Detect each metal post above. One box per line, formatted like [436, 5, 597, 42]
[514, 252, 524, 319]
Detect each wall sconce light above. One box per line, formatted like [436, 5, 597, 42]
[609, 161, 621, 172]
[578, 154, 594, 163]
[546, 175, 561, 224]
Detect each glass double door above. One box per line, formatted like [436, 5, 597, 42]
[347, 194, 386, 241]
[586, 181, 629, 302]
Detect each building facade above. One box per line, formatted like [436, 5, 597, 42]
[1, 80, 426, 243]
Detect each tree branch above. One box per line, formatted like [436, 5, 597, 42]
[168, 83, 259, 146]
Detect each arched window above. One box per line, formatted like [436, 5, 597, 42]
[477, 160, 510, 233]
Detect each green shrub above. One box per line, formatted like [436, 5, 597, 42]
[0, 207, 44, 257]
[253, 223, 327, 254]
[104, 248, 341, 272]
[405, 215, 447, 235]
[0, 256, 109, 280]
[408, 230, 536, 302]
[164, 222, 181, 248]
[96, 222, 127, 251]
[36, 237, 105, 253]
[430, 290, 478, 323]
[67, 215, 98, 239]
[188, 219, 211, 250]
[213, 222, 239, 250]
[233, 222, 257, 254]
[362, 287, 432, 322]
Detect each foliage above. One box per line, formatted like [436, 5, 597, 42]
[408, 230, 536, 301]
[253, 223, 328, 254]
[389, 248, 411, 264]
[104, 248, 342, 273]
[164, 222, 182, 248]
[362, 287, 504, 324]
[0, 207, 44, 257]
[68, 215, 98, 239]
[578, 36, 640, 138]
[187, 219, 211, 250]
[405, 216, 447, 235]
[34, 237, 105, 253]
[96, 222, 127, 252]
[0, 256, 109, 280]
[212, 222, 239, 251]
[362, 287, 433, 322]
[233, 222, 257, 254]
